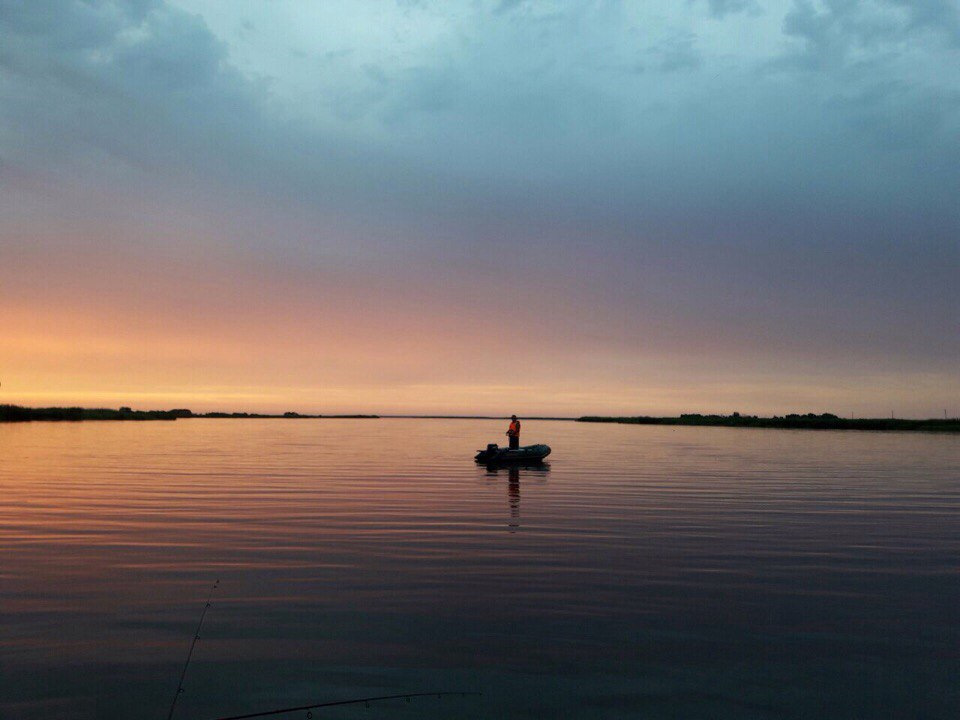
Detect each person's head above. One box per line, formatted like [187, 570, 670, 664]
[511, 415, 517, 420]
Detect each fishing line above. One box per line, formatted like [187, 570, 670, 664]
[166, 578, 219, 720]
[207, 691, 482, 720]
[165, 580, 480, 719]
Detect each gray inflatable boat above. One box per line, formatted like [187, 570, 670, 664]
[475, 443, 551, 463]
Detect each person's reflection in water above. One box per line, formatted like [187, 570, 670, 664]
[485, 462, 549, 533]
[508, 465, 520, 532]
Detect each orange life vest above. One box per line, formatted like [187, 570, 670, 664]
[508, 420, 521, 436]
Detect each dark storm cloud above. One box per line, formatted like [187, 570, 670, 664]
[4, 0, 955, 231]
[656, 32, 703, 71]
[694, 0, 760, 18]
[782, 0, 960, 70]
[0, 0, 257, 180]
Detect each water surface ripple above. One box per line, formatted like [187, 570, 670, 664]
[1, 419, 958, 718]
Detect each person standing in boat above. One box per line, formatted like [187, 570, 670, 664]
[506, 415, 521, 450]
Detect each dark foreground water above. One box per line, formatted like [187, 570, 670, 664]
[1, 419, 958, 719]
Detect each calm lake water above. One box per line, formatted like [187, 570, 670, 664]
[1, 419, 958, 719]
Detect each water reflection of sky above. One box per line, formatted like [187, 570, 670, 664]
[1, 419, 958, 718]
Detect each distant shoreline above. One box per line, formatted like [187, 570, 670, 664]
[380, 415, 574, 421]
[0, 405, 378, 422]
[2, 405, 957, 432]
[578, 413, 960, 433]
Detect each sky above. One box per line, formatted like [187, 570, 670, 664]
[1, 0, 958, 417]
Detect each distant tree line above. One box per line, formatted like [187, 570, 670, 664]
[0, 405, 185, 422]
[578, 413, 960, 432]
[199, 411, 378, 418]
[1, 405, 379, 422]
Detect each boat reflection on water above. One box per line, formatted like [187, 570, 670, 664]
[483, 461, 550, 532]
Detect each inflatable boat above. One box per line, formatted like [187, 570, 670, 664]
[475, 443, 551, 463]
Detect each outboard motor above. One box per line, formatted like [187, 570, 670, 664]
[476, 443, 502, 463]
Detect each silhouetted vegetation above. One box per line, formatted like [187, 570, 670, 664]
[578, 413, 960, 432]
[1, 405, 379, 422]
[0, 405, 181, 422]
[198, 412, 378, 419]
